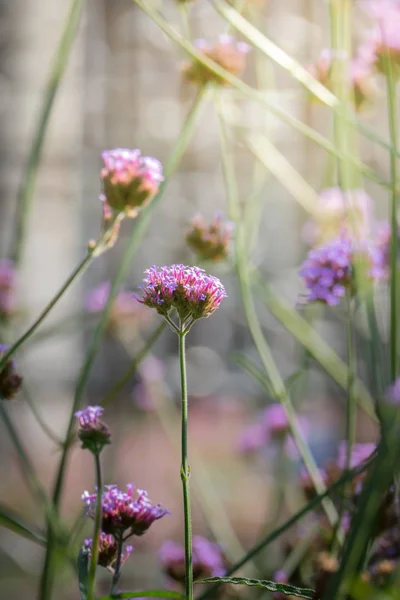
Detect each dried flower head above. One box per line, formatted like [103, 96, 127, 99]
[185, 212, 234, 263]
[302, 187, 374, 246]
[138, 264, 227, 326]
[75, 405, 111, 454]
[182, 34, 250, 86]
[101, 149, 163, 217]
[0, 345, 23, 400]
[84, 532, 133, 569]
[0, 260, 16, 318]
[82, 483, 168, 537]
[159, 536, 226, 583]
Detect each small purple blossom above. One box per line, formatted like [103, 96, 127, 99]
[138, 264, 227, 324]
[358, 2, 400, 74]
[75, 405, 103, 429]
[84, 532, 133, 569]
[101, 148, 163, 217]
[82, 483, 168, 537]
[85, 281, 152, 330]
[186, 212, 234, 263]
[159, 536, 226, 583]
[336, 441, 376, 470]
[0, 344, 23, 400]
[75, 405, 111, 453]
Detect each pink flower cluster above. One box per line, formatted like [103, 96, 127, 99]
[75, 405, 111, 453]
[84, 532, 133, 569]
[82, 483, 168, 537]
[138, 264, 227, 323]
[185, 212, 234, 263]
[336, 441, 376, 470]
[101, 148, 163, 217]
[159, 536, 226, 583]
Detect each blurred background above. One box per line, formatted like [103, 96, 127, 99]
[0, 0, 388, 597]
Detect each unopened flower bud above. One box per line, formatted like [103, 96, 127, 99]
[75, 405, 111, 454]
[101, 149, 163, 218]
[182, 35, 250, 86]
[186, 212, 233, 263]
[0, 345, 23, 400]
[84, 533, 133, 570]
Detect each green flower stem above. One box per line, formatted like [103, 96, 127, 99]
[178, 326, 193, 600]
[198, 455, 375, 600]
[39, 87, 209, 600]
[385, 53, 399, 382]
[86, 452, 103, 600]
[110, 535, 124, 595]
[216, 99, 339, 530]
[0, 251, 93, 371]
[101, 322, 167, 408]
[22, 383, 63, 446]
[10, 0, 83, 267]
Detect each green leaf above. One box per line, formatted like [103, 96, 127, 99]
[77, 546, 89, 600]
[0, 504, 46, 545]
[195, 577, 315, 599]
[97, 591, 184, 600]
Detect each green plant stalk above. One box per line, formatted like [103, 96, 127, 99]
[216, 100, 339, 528]
[385, 53, 399, 382]
[22, 383, 63, 446]
[198, 455, 375, 600]
[178, 327, 193, 600]
[10, 0, 83, 267]
[39, 87, 209, 600]
[98, 592, 183, 600]
[111, 535, 124, 595]
[86, 453, 103, 600]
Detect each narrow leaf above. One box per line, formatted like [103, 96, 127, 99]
[196, 576, 315, 599]
[97, 591, 184, 600]
[0, 504, 46, 545]
[77, 546, 89, 600]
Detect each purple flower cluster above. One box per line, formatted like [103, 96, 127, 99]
[0, 344, 23, 400]
[159, 536, 226, 583]
[138, 264, 227, 324]
[75, 405, 111, 453]
[84, 532, 133, 569]
[85, 281, 152, 330]
[359, 1, 400, 74]
[185, 212, 234, 263]
[82, 483, 168, 537]
[0, 259, 16, 317]
[101, 148, 163, 217]
[336, 441, 376, 471]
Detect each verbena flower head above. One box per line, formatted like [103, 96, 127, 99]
[101, 149, 163, 217]
[336, 441, 376, 470]
[303, 187, 374, 246]
[0, 259, 16, 318]
[138, 264, 227, 326]
[359, 2, 400, 75]
[0, 345, 23, 400]
[300, 235, 383, 306]
[182, 34, 250, 86]
[82, 483, 168, 537]
[84, 532, 133, 569]
[159, 536, 226, 582]
[75, 405, 111, 454]
[185, 212, 234, 263]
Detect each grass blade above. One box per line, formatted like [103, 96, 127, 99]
[196, 576, 314, 599]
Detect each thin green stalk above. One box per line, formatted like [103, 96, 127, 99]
[86, 453, 103, 600]
[0, 251, 92, 371]
[198, 456, 375, 600]
[101, 322, 167, 408]
[178, 328, 193, 600]
[10, 0, 83, 266]
[22, 383, 63, 446]
[216, 99, 339, 529]
[385, 54, 399, 382]
[39, 87, 209, 600]
[111, 535, 124, 595]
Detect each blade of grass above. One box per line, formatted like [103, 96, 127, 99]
[10, 0, 83, 266]
[0, 504, 46, 546]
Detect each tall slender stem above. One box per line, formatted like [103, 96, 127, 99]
[86, 453, 103, 600]
[385, 54, 399, 382]
[110, 535, 124, 595]
[178, 327, 193, 600]
[345, 297, 356, 474]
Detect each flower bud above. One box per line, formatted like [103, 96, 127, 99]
[0, 345, 23, 400]
[101, 149, 163, 218]
[84, 533, 133, 570]
[186, 212, 233, 263]
[75, 405, 111, 454]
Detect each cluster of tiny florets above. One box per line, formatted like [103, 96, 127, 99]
[74, 405, 111, 453]
[138, 264, 227, 324]
[84, 532, 133, 569]
[82, 483, 168, 537]
[159, 536, 226, 583]
[185, 212, 234, 263]
[101, 148, 163, 218]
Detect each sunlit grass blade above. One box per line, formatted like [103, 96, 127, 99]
[196, 576, 314, 600]
[10, 0, 83, 266]
[0, 504, 46, 546]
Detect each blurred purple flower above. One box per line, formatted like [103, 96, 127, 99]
[0, 259, 16, 317]
[101, 148, 163, 218]
[75, 405, 111, 453]
[336, 441, 376, 470]
[159, 535, 226, 583]
[386, 377, 400, 404]
[138, 264, 227, 324]
[185, 212, 234, 263]
[82, 483, 168, 537]
[0, 344, 23, 400]
[358, 2, 400, 74]
[84, 532, 133, 569]
[133, 356, 166, 411]
[85, 281, 152, 330]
